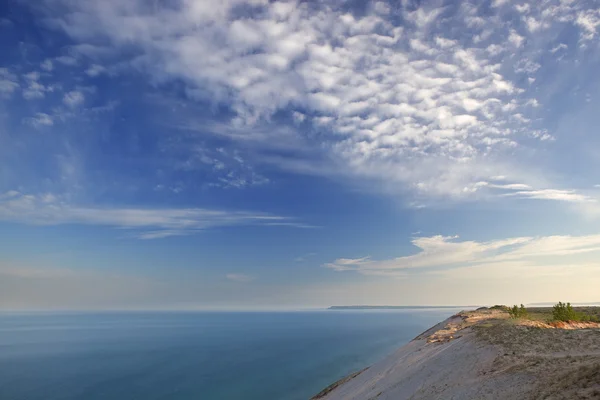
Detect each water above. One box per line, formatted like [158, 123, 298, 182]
[0, 309, 459, 400]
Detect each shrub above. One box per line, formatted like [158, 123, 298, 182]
[508, 304, 528, 319]
[552, 301, 579, 322]
[519, 304, 528, 318]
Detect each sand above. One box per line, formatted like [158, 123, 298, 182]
[313, 309, 600, 400]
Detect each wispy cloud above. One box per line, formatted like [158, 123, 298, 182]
[326, 234, 600, 276]
[0, 191, 309, 239]
[502, 189, 596, 203]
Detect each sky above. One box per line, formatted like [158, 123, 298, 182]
[1, 0, 600, 310]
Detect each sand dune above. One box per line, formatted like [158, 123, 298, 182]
[314, 309, 600, 400]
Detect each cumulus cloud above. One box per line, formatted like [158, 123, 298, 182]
[326, 234, 600, 276]
[0, 191, 309, 239]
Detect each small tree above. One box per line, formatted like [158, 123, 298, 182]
[509, 305, 518, 318]
[508, 304, 528, 319]
[552, 301, 578, 322]
[519, 304, 528, 318]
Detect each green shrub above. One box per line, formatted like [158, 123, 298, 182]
[519, 304, 528, 318]
[552, 301, 579, 322]
[508, 304, 528, 319]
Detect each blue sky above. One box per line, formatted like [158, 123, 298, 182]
[1, 0, 600, 309]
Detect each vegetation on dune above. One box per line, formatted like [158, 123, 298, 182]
[508, 304, 528, 319]
[552, 302, 599, 322]
[552, 302, 578, 322]
[488, 303, 600, 323]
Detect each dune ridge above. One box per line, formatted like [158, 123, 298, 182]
[313, 308, 600, 400]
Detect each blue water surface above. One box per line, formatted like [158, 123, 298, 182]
[0, 309, 459, 400]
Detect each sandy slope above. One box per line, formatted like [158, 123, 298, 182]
[313, 309, 600, 400]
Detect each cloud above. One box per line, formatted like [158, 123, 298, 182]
[550, 43, 568, 53]
[0, 191, 309, 239]
[55, 55, 78, 66]
[172, 146, 271, 189]
[41, 59, 54, 71]
[508, 29, 525, 47]
[503, 189, 596, 203]
[226, 273, 254, 282]
[326, 233, 600, 276]
[63, 90, 85, 107]
[0, 68, 19, 96]
[24, 2, 543, 196]
[22, 71, 47, 99]
[85, 64, 106, 76]
[24, 112, 54, 127]
[20, 0, 600, 206]
[576, 9, 600, 41]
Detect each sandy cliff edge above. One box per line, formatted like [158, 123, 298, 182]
[312, 309, 600, 400]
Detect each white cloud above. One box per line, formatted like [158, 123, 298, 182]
[576, 9, 600, 41]
[63, 90, 85, 107]
[0, 68, 19, 96]
[85, 64, 106, 76]
[550, 43, 568, 53]
[492, 0, 510, 7]
[22, 71, 48, 99]
[226, 273, 254, 282]
[488, 183, 532, 190]
[514, 4, 530, 14]
[55, 55, 78, 65]
[24, 112, 54, 127]
[503, 189, 595, 203]
[508, 29, 525, 47]
[326, 234, 600, 275]
[0, 191, 309, 239]
[41, 59, 54, 71]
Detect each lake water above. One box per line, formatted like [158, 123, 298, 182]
[0, 309, 459, 400]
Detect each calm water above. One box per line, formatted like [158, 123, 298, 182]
[0, 309, 459, 400]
